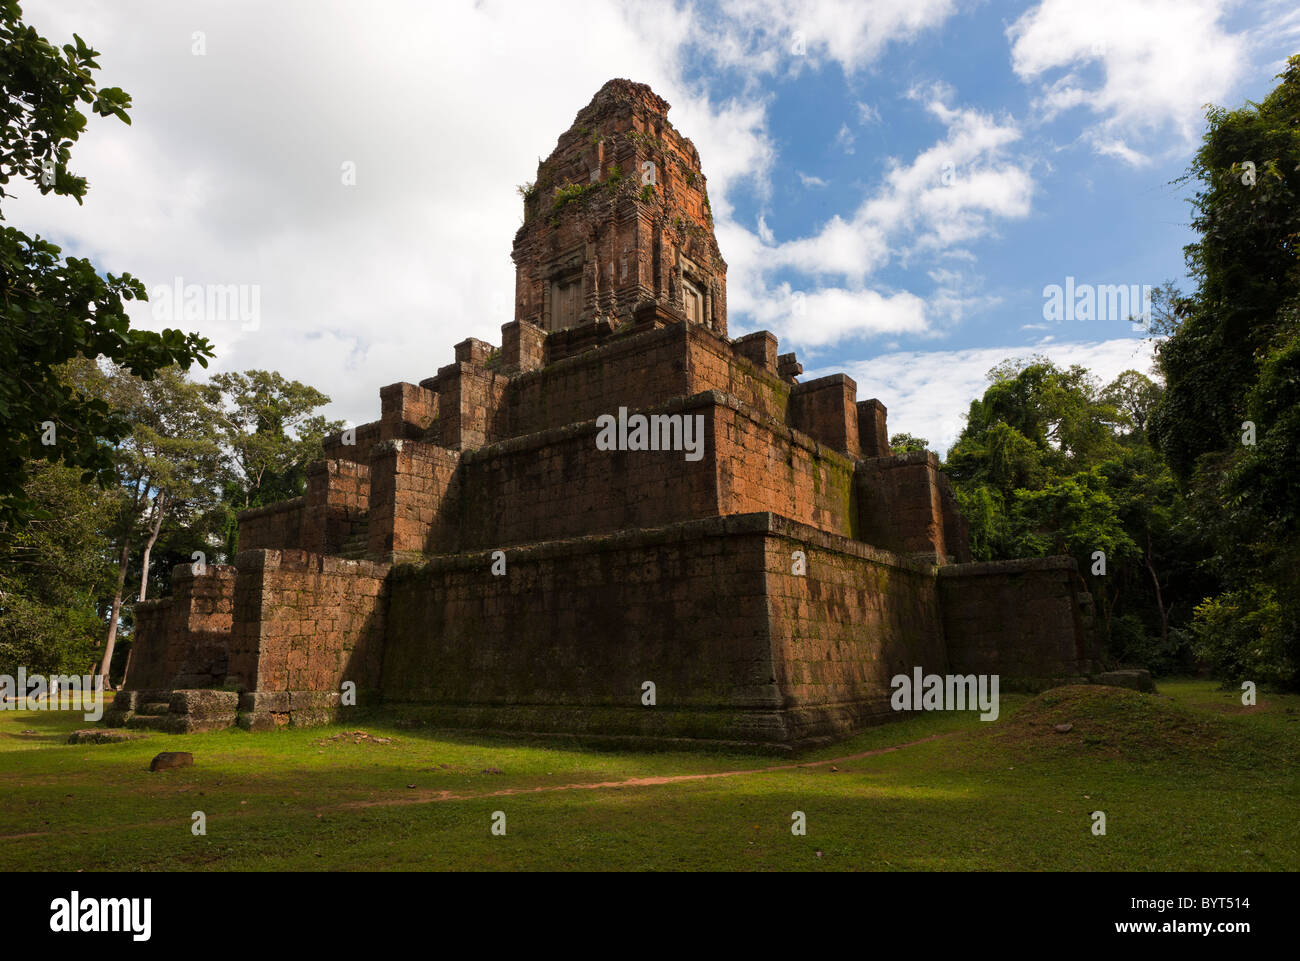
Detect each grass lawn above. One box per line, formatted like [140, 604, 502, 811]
[1, 679, 1297, 871]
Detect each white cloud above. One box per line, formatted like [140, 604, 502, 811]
[9, 0, 781, 431]
[728, 90, 1034, 347]
[16, 0, 1194, 442]
[826, 96, 1031, 270]
[827, 337, 1158, 456]
[835, 122, 856, 154]
[747, 285, 929, 349]
[856, 101, 882, 125]
[714, 0, 958, 74]
[1007, 0, 1249, 163]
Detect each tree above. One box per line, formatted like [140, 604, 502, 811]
[0, 460, 118, 677]
[0, 1, 212, 530]
[66, 359, 222, 684]
[206, 370, 343, 557]
[1150, 55, 1300, 689]
[944, 359, 1190, 673]
[1151, 55, 1300, 479]
[888, 432, 929, 453]
[1100, 369, 1162, 436]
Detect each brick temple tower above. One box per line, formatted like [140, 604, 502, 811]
[511, 79, 727, 335]
[110, 79, 1098, 746]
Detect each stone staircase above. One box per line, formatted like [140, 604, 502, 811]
[126, 699, 173, 731]
[337, 513, 370, 559]
[106, 689, 239, 733]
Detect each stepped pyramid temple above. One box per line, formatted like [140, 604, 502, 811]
[110, 79, 1097, 749]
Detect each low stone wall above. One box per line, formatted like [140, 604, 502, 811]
[455, 393, 721, 550]
[379, 512, 949, 747]
[789, 374, 861, 459]
[367, 440, 461, 556]
[938, 557, 1098, 685]
[856, 452, 971, 561]
[764, 517, 947, 741]
[302, 459, 370, 555]
[381, 514, 781, 743]
[237, 497, 306, 552]
[714, 398, 857, 538]
[321, 420, 381, 465]
[123, 564, 236, 690]
[106, 689, 239, 733]
[226, 549, 390, 725]
[452, 391, 859, 554]
[504, 322, 691, 440]
[465, 323, 794, 448]
[687, 325, 792, 424]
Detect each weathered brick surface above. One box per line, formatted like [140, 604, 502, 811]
[765, 520, 948, 739]
[733, 330, 778, 373]
[367, 441, 461, 556]
[457, 394, 718, 550]
[381, 516, 782, 743]
[452, 391, 858, 552]
[938, 557, 1099, 681]
[790, 374, 862, 459]
[501, 319, 545, 373]
[713, 400, 856, 537]
[226, 549, 389, 699]
[504, 322, 690, 440]
[123, 564, 236, 690]
[380, 513, 960, 745]
[302, 459, 370, 556]
[169, 689, 239, 719]
[857, 399, 889, 457]
[687, 325, 791, 423]
[383, 516, 773, 709]
[856, 452, 956, 560]
[512, 79, 727, 335]
[237, 498, 305, 552]
[430, 362, 510, 451]
[321, 420, 381, 465]
[380, 382, 437, 442]
[937, 472, 974, 564]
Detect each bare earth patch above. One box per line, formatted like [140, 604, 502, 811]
[315, 730, 394, 746]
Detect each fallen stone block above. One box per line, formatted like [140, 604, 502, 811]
[67, 729, 145, 745]
[149, 751, 194, 772]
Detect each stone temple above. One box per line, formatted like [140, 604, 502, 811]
[109, 79, 1097, 749]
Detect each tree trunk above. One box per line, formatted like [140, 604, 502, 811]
[137, 497, 165, 602]
[1103, 584, 1119, 641]
[1146, 529, 1169, 646]
[98, 533, 132, 685]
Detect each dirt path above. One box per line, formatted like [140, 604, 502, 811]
[341, 731, 959, 809]
[0, 731, 957, 841]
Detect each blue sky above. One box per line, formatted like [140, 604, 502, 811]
[13, 0, 1300, 453]
[703, 3, 1197, 357]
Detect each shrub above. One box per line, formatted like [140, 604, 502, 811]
[1191, 585, 1296, 688]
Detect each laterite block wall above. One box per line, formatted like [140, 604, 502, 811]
[938, 557, 1098, 683]
[226, 549, 389, 700]
[764, 519, 948, 740]
[124, 564, 236, 690]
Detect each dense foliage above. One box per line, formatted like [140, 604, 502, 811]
[0, 0, 212, 529]
[1151, 55, 1300, 689]
[943, 360, 1196, 675]
[943, 57, 1300, 689]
